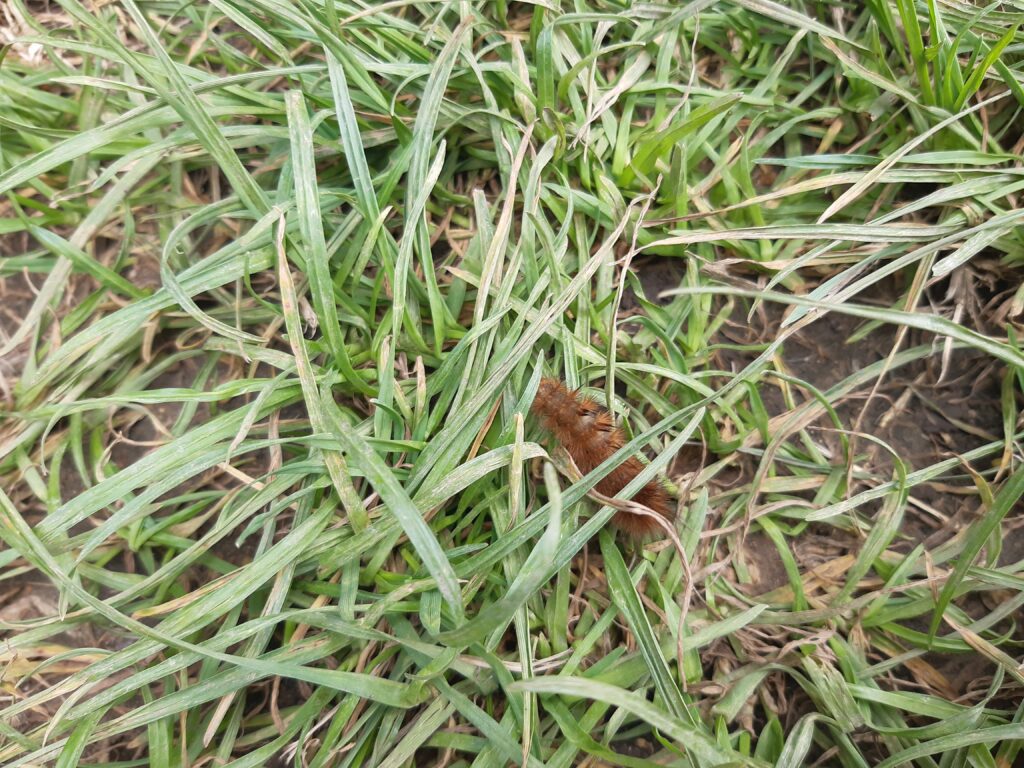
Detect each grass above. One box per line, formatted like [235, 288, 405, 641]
[1, 0, 1024, 765]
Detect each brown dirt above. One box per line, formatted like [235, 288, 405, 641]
[633, 255, 1021, 708]
[0, 238, 39, 387]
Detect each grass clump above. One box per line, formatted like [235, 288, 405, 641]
[2, 1, 1024, 766]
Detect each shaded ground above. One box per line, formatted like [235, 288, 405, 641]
[0, 234, 39, 395]
[635, 255, 1020, 712]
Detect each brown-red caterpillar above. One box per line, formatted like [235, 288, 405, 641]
[531, 377, 674, 537]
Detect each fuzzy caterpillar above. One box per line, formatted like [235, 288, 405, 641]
[531, 377, 674, 538]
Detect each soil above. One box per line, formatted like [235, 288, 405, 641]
[641, 254, 1020, 707]
[0, 236, 40, 388]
